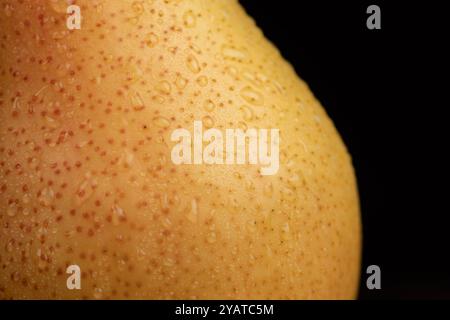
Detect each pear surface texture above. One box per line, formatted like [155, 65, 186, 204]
[0, 0, 361, 299]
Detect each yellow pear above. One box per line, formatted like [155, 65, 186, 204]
[0, 0, 360, 299]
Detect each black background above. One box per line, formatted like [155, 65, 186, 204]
[239, 0, 447, 299]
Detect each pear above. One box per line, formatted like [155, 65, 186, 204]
[0, 0, 360, 299]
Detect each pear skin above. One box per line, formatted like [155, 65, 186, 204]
[0, 0, 360, 299]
